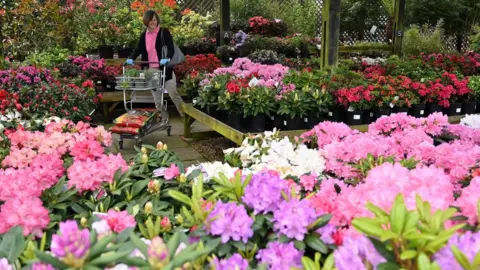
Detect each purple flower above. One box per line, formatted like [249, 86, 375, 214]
[242, 171, 288, 214]
[205, 202, 254, 243]
[0, 258, 13, 270]
[148, 237, 170, 269]
[210, 253, 249, 270]
[334, 236, 385, 270]
[316, 224, 337, 245]
[434, 231, 480, 270]
[51, 220, 90, 259]
[256, 242, 303, 270]
[272, 198, 317, 240]
[32, 262, 56, 270]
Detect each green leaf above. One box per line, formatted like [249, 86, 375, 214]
[417, 253, 433, 270]
[171, 238, 221, 268]
[119, 257, 150, 267]
[390, 195, 406, 234]
[88, 234, 115, 260]
[0, 226, 25, 263]
[322, 253, 335, 270]
[366, 202, 389, 218]
[35, 250, 68, 269]
[186, 169, 201, 181]
[89, 250, 132, 266]
[352, 218, 384, 237]
[131, 179, 150, 198]
[129, 232, 148, 258]
[400, 250, 417, 260]
[308, 214, 332, 231]
[451, 245, 472, 270]
[369, 237, 396, 262]
[377, 262, 402, 270]
[167, 231, 182, 258]
[305, 234, 328, 254]
[168, 190, 193, 206]
[294, 240, 306, 251]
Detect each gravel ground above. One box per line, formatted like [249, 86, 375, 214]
[189, 137, 236, 162]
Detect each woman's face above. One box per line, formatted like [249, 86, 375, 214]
[148, 17, 158, 29]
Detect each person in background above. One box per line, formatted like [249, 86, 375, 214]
[127, 10, 184, 117]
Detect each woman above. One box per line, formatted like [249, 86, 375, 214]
[127, 10, 184, 117]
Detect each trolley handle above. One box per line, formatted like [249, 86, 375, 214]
[123, 60, 170, 66]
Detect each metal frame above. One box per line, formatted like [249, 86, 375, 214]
[114, 61, 172, 149]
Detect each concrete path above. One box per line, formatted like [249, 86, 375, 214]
[108, 116, 211, 167]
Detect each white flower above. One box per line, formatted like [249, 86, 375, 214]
[186, 162, 239, 183]
[92, 220, 112, 235]
[461, 114, 480, 129]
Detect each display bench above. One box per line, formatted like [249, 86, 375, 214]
[182, 103, 466, 145]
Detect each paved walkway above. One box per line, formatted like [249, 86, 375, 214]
[108, 116, 211, 167]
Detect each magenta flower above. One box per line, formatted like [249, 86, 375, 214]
[148, 237, 170, 268]
[205, 202, 253, 243]
[164, 164, 180, 180]
[455, 177, 480, 225]
[51, 220, 90, 260]
[31, 262, 55, 270]
[256, 242, 303, 270]
[70, 140, 105, 161]
[334, 235, 385, 270]
[101, 209, 136, 233]
[0, 258, 13, 270]
[0, 197, 50, 237]
[300, 173, 318, 191]
[434, 231, 480, 270]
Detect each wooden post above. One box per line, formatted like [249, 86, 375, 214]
[392, 0, 406, 55]
[320, 0, 341, 69]
[219, 0, 231, 46]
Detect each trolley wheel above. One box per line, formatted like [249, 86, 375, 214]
[119, 138, 124, 150]
[167, 127, 171, 136]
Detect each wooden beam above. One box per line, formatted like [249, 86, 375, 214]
[320, 0, 341, 68]
[219, 0, 231, 46]
[392, 0, 406, 55]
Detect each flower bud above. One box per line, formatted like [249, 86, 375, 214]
[141, 147, 147, 154]
[141, 154, 149, 164]
[80, 217, 88, 228]
[177, 173, 187, 183]
[156, 141, 164, 150]
[175, 214, 183, 225]
[163, 144, 168, 151]
[148, 237, 170, 269]
[147, 180, 161, 195]
[160, 216, 172, 232]
[145, 202, 153, 215]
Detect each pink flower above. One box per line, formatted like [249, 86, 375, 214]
[300, 174, 317, 191]
[455, 177, 480, 225]
[164, 164, 180, 180]
[101, 209, 136, 233]
[0, 197, 50, 237]
[70, 140, 105, 161]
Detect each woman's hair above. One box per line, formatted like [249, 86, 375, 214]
[143, 10, 160, 27]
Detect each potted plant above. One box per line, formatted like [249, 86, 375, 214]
[278, 90, 308, 130]
[217, 78, 247, 130]
[304, 86, 333, 128]
[468, 76, 480, 113]
[248, 50, 283, 65]
[370, 84, 394, 121]
[334, 85, 372, 125]
[171, 10, 214, 54]
[241, 86, 275, 132]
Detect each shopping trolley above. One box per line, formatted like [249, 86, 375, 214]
[112, 61, 172, 149]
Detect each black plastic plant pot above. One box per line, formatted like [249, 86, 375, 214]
[363, 110, 374, 124]
[271, 114, 284, 129]
[247, 115, 267, 132]
[227, 112, 242, 131]
[393, 107, 409, 114]
[283, 116, 305, 130]
[305, 112, 325, 129]
[219, 110, 228, 123]
[408, 104, 426, 118]
[345, 111, 364, 125]
[442, 102, 463, 116]
[118, 47, 134, 58]
[98, 45, 114, 59]
[327, 106, 344, 122]
[462, 101, 477, 115]
[476, 102, 480, 113]
[373, 107, 391, 120]
[426, 103, 442, 116]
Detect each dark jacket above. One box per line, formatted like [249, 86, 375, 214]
[129, 28, 175, 81]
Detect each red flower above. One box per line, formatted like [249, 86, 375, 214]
[226, 81, 241, 94]
[0, 90, 7, 100]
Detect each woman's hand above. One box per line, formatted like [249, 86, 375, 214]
[160, 59, 170, 65]
[126, 59, 134, 65]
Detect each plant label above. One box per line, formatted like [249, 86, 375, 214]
[92, 212, 108, 217]
[139, 73, 145, 79]
[283, 120, 287, 126]
[347, 106, 354, 112]
[328, 111, 333, 117]
[304, 118, 308, 123]
[370, 112, 374, 117]
[353, 115, 361, 120]
[370, 25, 377, 34]
[390, 103, 394, 108]
[456, 108, 461, 113]
[420, 110, 424, 115]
